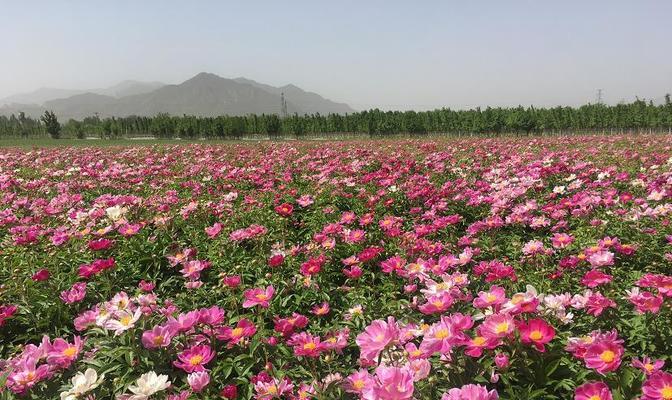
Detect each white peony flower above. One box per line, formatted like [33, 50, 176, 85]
[119, 371, 171, 400]
[105, 205, 127, 221]
[103, 309, 142, 336]
[60, 368, 103, 400]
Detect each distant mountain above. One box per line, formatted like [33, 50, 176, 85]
[0, 88, 85, 106]
[111, 72, 303, 117]
[94, 80, 165, 98]
[44, 93, 118, 120]
[0, 73, 354, 119]
[234, 77, 354, 114]
[0, 81, 164, 107]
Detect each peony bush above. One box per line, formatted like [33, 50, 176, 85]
[0, 136, 672, 399]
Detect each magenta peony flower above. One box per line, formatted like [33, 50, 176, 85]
[355, 316, 399, 362]
[442, 383, 498, 399]
[242, 286, 275, 308]
[369, 366, 415, 399]
[584, 341, 624, 375]
[641, 371, 672, 400]
[60, 282, 87, 304]
[141, 324, 176, 349]
[518, 318, 556, 352]
[574, 381, 612, 400]
[173, 344, 215, 373]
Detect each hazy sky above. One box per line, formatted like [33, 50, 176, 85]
[1, 0, 671, 110]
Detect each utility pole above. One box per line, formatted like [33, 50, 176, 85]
[596, 89, 603, 105]
[280, 92, 288, 118]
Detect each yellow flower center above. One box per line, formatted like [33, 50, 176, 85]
[19, 372, 36, 385]
[62, 346, 77, 357]
[255, 294, 269, 301]
[303, 342, 317, 351]
[431, 300, 444, 308]
[486, 293, 497, 302]
[267, 385, 278, 394]
[645, 363, 654, 372]
[435, 328, 449, 339]
[529, 331, 543, 341]
[353, 379, 365, 390]
[589, 396, 601, 400]
[375, 334, 385, 342]
[472, 336, 486, 346]
[189, 355, 204, 366]
[495, 322, 510, 334]
[232, 327, 244, 337]
[120, 315, 133, 326]
[600, 350, 615, 363]
[661, 386, 672, 399]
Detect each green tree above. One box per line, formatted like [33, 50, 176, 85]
[41, 110, 61, 139]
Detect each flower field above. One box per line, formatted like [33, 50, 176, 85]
[1, 135, 672, 399]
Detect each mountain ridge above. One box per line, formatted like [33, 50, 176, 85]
[0, 73, 354, 119]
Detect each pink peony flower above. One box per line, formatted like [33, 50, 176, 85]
[473, 285, 507, 309]
[138, 280, 155, 292]
[581, 269, 613, 288]
[641, 371, 672, 400]
[355, 316, 399, 362]
[494, 352, 510, 369]
[45, 335, 84, 369]
[632, 356, 665, 376]
[418, 292, 454, 315]
[275, 203, 294, 217]
[60, 282, 87, 304]
[141, 324, 176, 349]
[518, 318, 556, 352]
[369, 366, 415, 399]
[6, 356, 51, 394]
[205, 222, 223, 238]
[31, 269, 50, 282]
[441, 383, 498, 400]
[584, 341, 624, 375]
[188, 371, 210, 393]
[173, 344, 215, 373]
[254, 377, 293, 399]
[288, 332, 325, 358]
[242, 286, 275, 308]
[268, 254, 284, 268]
[551, 233, 574, 248]
[220, 384, 238, 399]
[274, 313, 309, 337]
[574, 381, 612, 400]
[222, 274, 242, 288]
[88, 238, 114, 251]
[480, 313, 515, 339]
[344, 369, 374, 394]
[0, 304, 18, 327]
[216, 318, 256, 347]
[587, 250, 614, 268]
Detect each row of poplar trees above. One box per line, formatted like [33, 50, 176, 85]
[1, 97, 671, 139]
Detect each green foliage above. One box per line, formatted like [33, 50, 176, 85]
[1, 96, 672, 140]
[40, 110, 61, 139]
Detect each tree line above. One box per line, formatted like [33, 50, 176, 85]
[1, 96, 671, 139]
